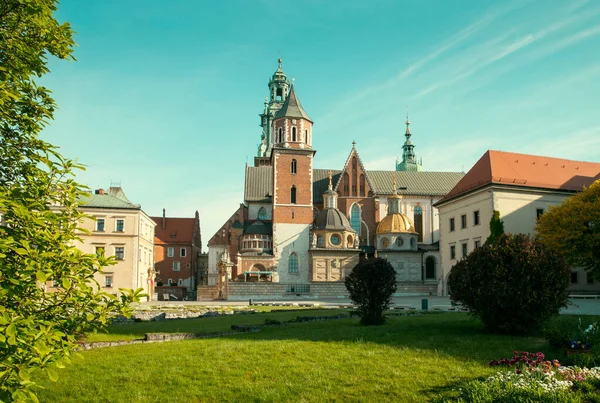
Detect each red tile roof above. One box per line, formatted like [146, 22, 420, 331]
[151, 217, 196, 245]
[437, 150, 600, 204]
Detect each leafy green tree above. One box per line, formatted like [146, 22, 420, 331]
[485, 210, 505, 244]
[0, 1, 143, 401]
[345, 257, 397, 325]
[536, 179, 600, 281]
[448, 233, 570, 335]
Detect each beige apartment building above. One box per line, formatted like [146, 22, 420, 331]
[48, 186, 156, 300]
[435, 150, 600, 294]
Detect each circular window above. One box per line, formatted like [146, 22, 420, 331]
[381, 237, 390, 248]
[330, 234, 341, 245]
[395, 237, 404, 247]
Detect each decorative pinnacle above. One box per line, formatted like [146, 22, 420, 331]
[393, 172, 397, 195]
[352, 140, 356, 148]
[328, 170, 333, 189]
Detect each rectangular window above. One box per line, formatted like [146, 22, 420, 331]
[116, 219, 124, 232]
[449, 218, 455, 232]
[461, 214, 467, 229]
[95, 246, 105, 257]
[450, 245, 456, 260]
[173, 261, 181, 272]
[474, 240, 481, 249]
[461, 243, 468, 258]
[536, 208, 544, 219]
[473, 210, 480, 226]
[571, 272, 578, 284]
[115, 247, 124, 260]
[180, 247, 187, 257]
[105, 275, 113, 288]
[588, 273, 594, 284]
[178, 279, 183, 286]
[167, 247, 174, 257]
[96, 218, 105, 231]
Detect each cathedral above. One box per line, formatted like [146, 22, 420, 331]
[204, 60, 464, 299]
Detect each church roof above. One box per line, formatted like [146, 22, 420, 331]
[273, 86, 312, 122]
[244, 167, 464, 202]
[436, 150, 600, 205]
[368, 171, 465, 196]
[244, 220, 272, 235]
[245, 166, 272, 202]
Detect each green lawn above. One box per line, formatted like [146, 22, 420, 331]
[35, 313, 599, 402]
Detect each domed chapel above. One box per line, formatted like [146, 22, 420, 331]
[205, 60, 464, 299]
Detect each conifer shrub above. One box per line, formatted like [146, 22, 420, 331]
[447, 233, 570, 334]
[345, 257, 397, 325]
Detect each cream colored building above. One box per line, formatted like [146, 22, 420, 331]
[435, 150, 600, 294]
[48, 186, 156, 301]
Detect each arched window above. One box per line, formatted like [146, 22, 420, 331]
[290, 186, 297, 204]
[292, 127, 297, 141]
[257, 207, 267, 220]
[291, 159, 297, 174]
[350, 204, 361, 235]
[414, 206, 423, 242]
[360, 174, 365, 196]
[425, 256, 436, 280]
[305, 129, 309, 144]
[288, 253, 298, 273]
[352, 157, 358, 196]
[278, 128, 283, 143]
[343, 172, 350, 196]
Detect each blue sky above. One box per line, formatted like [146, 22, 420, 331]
[43, 0, 600, 248]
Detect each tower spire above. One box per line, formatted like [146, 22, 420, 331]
[395, 108, 423, 172]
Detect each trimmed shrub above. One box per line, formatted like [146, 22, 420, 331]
[447, 233, 570, 334]
[345, 257, 397, 325]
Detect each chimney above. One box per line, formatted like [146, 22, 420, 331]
[162, 208, 166, 230]
[95, 189, 105, 195]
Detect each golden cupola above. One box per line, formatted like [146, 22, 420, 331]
[376, 175, 416, 235]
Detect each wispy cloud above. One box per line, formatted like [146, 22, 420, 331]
[414, 10, 598, 99]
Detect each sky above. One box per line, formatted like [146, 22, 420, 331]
[42, 0, 600, 249]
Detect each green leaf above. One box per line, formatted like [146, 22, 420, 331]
[46, 367, 58, 382]
[6, 323, 16, 338]
[62, 278, 71, 289]
[36, 270, 49, 282]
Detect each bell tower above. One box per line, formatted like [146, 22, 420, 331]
[255, 59, 291, 166]
[270, 84, 315, 284]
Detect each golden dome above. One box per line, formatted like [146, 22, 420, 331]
[376, 213, 416, 234]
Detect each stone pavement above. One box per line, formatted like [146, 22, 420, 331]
[143, 296, 600, 315]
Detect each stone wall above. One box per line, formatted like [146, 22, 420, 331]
[197, 285, 219, 300]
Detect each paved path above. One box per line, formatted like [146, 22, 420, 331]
[143, 296, 600, 315]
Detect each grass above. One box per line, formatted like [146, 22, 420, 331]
[35, 312, 600, 402]
[86, 308, 349, 342]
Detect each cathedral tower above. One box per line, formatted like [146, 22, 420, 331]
[396, 112, 423, 171]
[256, 59, 291, 166]
[270, 84, 315, 284]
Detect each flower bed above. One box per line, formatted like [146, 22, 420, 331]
[438, 351, 600, 402]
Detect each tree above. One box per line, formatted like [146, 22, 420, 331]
[536, 180, 600, 281]
[345, 257, 397, 325]
[0, 1, 142, 401]
[486, 210, 505, 244]
[447, 233, 570, 335]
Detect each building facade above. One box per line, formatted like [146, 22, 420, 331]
[151, 210, 202, 299]
[48, 186, 156, 301]
[204, 61, 464, 299]
[435, 150, 600, 294]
